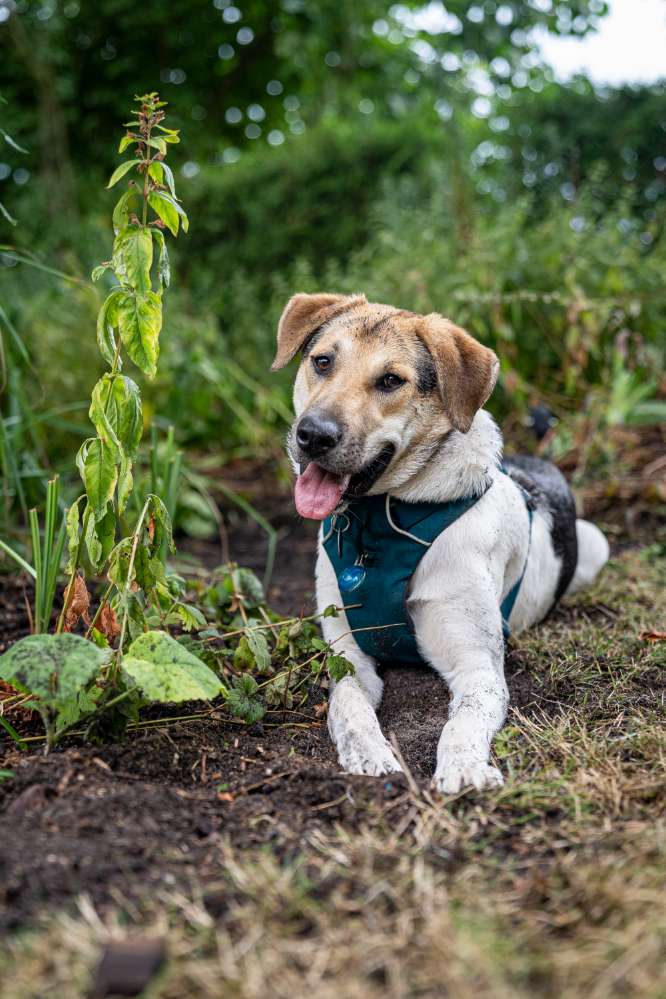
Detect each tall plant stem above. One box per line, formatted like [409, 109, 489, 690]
[115, 496, 151, 667]
[141, 118, 152, 226]
[84, 581, 114, 640]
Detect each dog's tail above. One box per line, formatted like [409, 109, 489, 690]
[566, 519, 610, 595]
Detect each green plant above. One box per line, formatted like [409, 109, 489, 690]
[0, 559, 355, 747]
[0, 93, 224, 747]
[0, 476, 66, 633]
[603, 346, 666, 427]
[59, 92, 189, 641]
[0, 93, 354, 749]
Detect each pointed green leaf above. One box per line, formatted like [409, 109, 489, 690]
[91, 263, 111, 283]
[107, 537, 133, 588]
[145, 137, 167, 155]
[245, 629, 271, 671]
[148, 161, 164, 185]
[116, 291, 162, 378]
[0, 199, 18, 226]
[122, 631, 224, 703]
[81, 438, 118, 522]
[94, 506, 117, 565]
[112, 226, 153, 295]
[105, 375, 143, 457]
[117, 452, 133, 515]
[84, 501, 102, 567]
[152, 229, 170, 287]
[152, 191, 189, 233]
[118, 134, 135, 153]
[83, 503, 115, 570]
[90, 377, 121, 455]
[1, 129, 28, 154]
[170, 602, 206, 631]
[112, 189, 139, 234]
[107, 159, 138, 188]
[65, 496, 84, 575]
[161, 162, 177, 199]
[134, 545, 166, 592]
[148, 191, 179, 236]
[96, 290, 123, 367]
[146, 493, 175, 555]
[326, 654, 355, 682]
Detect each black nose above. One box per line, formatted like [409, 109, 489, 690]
[296, 413, 343, 457]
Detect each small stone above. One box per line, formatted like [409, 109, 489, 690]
[91, 937, 166, 997]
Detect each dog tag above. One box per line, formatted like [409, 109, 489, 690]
[338, 565, 366, 593]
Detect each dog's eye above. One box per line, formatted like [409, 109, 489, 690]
[312, 355, 332, 374]
[376, 372, 405, 392]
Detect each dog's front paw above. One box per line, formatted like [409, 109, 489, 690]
[337, 734, 402, 777]
[432, 756, 503, 794]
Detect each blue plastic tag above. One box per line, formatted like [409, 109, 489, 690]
[338, 565, 366, 593]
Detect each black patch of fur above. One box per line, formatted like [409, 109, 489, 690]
[503, 454, 578, 604]
[415, 343, 438, 394]
[301, 328, 325, 357]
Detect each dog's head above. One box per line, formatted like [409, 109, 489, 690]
[272, 293, 499, 520]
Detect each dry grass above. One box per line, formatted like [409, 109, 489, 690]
[2, 544, 665, 999]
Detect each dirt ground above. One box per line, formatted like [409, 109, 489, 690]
[1, 427, 665, 998]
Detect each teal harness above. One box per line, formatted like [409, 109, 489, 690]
[322, 474, 533, 666]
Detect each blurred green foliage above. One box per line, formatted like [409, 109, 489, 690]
[0, 0, 664, 537]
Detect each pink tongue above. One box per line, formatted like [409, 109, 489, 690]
[295, 463, 349, 520]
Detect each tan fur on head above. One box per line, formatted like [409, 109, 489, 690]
[417, 314, 499, 433]
[274, 292, 500, 498]
[271, 292, 367, 370]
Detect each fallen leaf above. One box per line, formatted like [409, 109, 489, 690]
[641, 630, 666, 643]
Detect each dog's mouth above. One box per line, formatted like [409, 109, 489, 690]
[294, 444, 395, 521]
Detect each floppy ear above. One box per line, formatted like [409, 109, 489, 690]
[271, 292, 366, 370]
[417, 314, 499, 433]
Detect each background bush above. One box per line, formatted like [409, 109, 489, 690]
[1, 0, 664, 532]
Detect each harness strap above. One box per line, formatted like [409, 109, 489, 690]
[384, 495, 431, 547]
[500, 499, 534, 637]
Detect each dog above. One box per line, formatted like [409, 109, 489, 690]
[272, 293, 610, 792]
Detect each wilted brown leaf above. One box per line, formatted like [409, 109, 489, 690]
[63, 574, 91, 632]
[99, 603, 121, 643]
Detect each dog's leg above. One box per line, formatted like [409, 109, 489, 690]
[317, 548, 402, 776]
[410, 576, 508, 793]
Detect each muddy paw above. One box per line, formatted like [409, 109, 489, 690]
[338, 737, 403, 777]
[432, 759, 504, 794]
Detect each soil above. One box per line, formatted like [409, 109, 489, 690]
[1, 426, 664, 932]
[0, 651, 551, 932]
